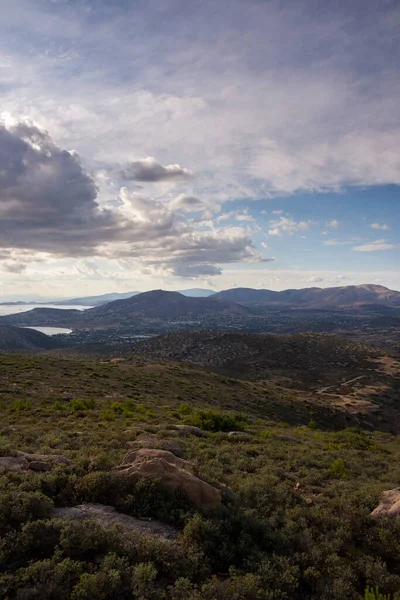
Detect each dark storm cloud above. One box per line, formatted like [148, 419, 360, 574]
[0, 121, 124, 255]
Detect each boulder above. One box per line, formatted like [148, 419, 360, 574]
[116, 448, 221, 510]
[175, 425, 205, 437]
[29, 461, 53, 472]
[54, 503, 177, 539]
[0, 451, 72, 473]
[370, 488, 400, 519]
[0, 456, 28, 472]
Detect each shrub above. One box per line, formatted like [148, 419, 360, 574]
[70, 398, 95, 411]
[12, 398, 30, 411]
[178, 402, 192, 415]
[330, 458, 348, 479]
[111, 402, 123, 415]
[102, 409, 115, 422]
[132, 562, 157, 599]
[362, 587, 392, 600]
[189, 409, 245, 432]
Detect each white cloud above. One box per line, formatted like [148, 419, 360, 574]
[370, 223, 390, 230]
[268, 216, 312, 236]
[326, 220, 340, 228]
[1, 0, 400, 199]
[353, 239, 399, 252]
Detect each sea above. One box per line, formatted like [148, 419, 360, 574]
[0, 304, 92, 336]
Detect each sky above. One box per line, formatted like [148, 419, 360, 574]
[0, 0, 399, 300]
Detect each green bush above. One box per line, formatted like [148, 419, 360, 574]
[362, 587, 392, 600]
[70, 398, 96, 411]
[188, 409, 245, 432]
[330, 458, 348, 479]
[12, 398, 30, 411]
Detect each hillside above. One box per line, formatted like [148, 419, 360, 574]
[133, 330, 377, 381]
[0, 326, 62, 351]
[213, 283, 400, 308]
[86, 290, 249, 321]
[0, 307, 82, 327]
[1, 351, 400, 599]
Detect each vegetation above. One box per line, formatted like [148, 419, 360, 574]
[0, 352, 400, 599]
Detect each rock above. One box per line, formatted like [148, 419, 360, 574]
[0, 451, 72, 473]
[370, 488, 400, 519]
[15, 451, 73, 465]
[54, 503, 177, 539]
[120, 448, 192, 469]
[127, 435, 159, 448]
[227, 431, 253, 441]
[276, 435, 301, 443]
[175, 425, 205, 437]
[159, 440, 182, 456]
[0, 456, 28, 472]
[29, 461, 53, 472]
[116, 448, 221, 510]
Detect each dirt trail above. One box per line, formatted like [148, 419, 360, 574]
[316, 375, 366, 395]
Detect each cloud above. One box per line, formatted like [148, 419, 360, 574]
[353, 239, 399, 252]
[2, 0, 400, 199]
[0, 119, 269, 278]
[268, 216, 312, 236]
[323, 239, 353, 246]
[120, 157, 193, 182]
[169, 194, 205, 212]
[326, 220, 340, 228]
[0, 119, 124, 255]
[370, 223, 390, 230]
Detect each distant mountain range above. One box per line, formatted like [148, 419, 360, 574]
[213, 284, 400, 308]
[0, 288, 216, 307]
[1, 285, 400, 332]
[0, 290, 249, 328]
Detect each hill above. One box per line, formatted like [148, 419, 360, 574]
[86, 290, 249, 322]
[213, 283, 400, 308]
[0, 307, 82, 328]
[54, 288, 216, 307]
[132, 330, 377, 382]
[1, 351, 400, 599]
[0, 326, 62, 351]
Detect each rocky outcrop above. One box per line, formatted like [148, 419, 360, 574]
[0, 451, 72, 473]
[116, 448, 221, 509]
[370, 488, 400, 519]
[54, 503, 177, 539]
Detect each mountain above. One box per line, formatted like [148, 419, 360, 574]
[212, 284, 400, 308]
[84, 289, 249, 322]
[53, 288, 216, 307]
[0, 326, 62, 351]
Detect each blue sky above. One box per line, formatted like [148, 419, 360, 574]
[0, 0, 399, 298]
